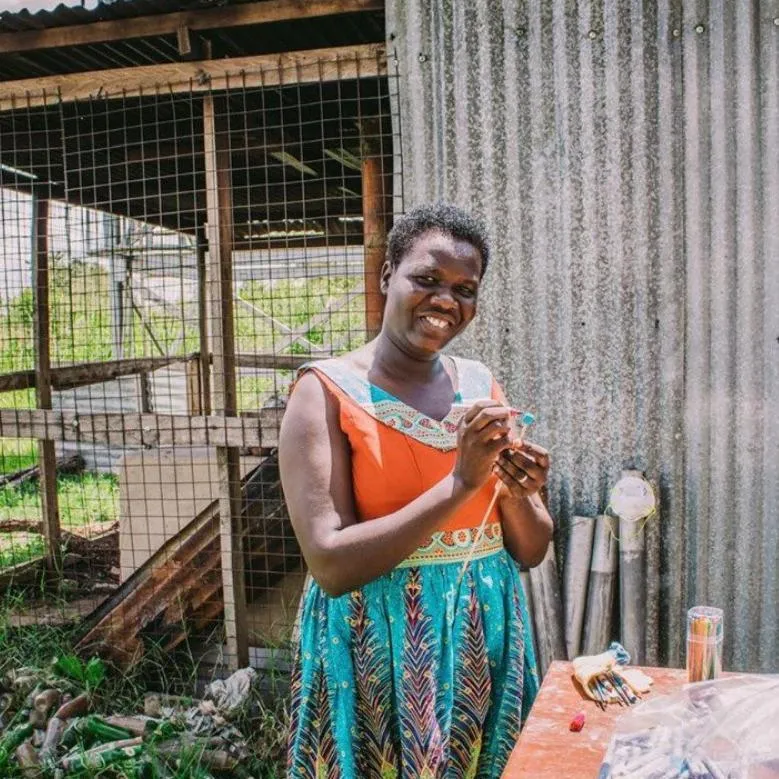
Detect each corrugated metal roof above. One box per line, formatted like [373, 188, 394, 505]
[0, 0, 306, 30]
[0, 0, 384, 80]
[388, 0, 779, 672]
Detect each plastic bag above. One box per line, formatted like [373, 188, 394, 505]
[599, 674, 779, 778]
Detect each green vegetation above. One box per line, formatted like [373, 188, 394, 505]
[0, 597, 289, 777]
[0, 472, 118, 569]
[0, 259, 310, 773]
[0, 438, 37, 473]
[1, 260, 366, 415]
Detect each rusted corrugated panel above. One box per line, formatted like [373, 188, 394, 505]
[77, 453, 294, 667]
[387, 0, 779, 671]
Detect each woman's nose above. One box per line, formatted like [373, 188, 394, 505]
[429, 288, 457, 309]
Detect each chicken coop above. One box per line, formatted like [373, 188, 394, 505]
[0, 0, 396, 672]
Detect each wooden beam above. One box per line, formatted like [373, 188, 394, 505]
[233, 353, 327, 370]
[361, 119, 388, 338]
[0, 408, 282, 449]
[204, 93, 248, 670]
[32, 196, 62, 575]
[176, 25, 192, 57]
[139, 371, 153, 413]
[196, 232, 212, 416]
[186, 356, 202, 416]
[0, 0, 383, 56]
[0, 354, 194, 394]
[0, 44, 386, 111]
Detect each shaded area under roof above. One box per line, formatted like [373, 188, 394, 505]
[0, 73, 393, 246]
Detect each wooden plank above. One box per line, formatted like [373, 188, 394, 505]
[503, 662, 688, 778]
[204, 93, 248, 670]
[0, 559, 45, 589]
[361, 119, 388, 338]
[0, 44, 386, 111]
[31, 196, 61, 575]
[0, 408, 283, 449]
[176, 25, 192, 57]
[233, 353, 328, 370]
[139, 371, 153, 413]
[0, 0, 383, 55]
[186, 357, 202, 416]
[0, 354, 193, 394]
[196, 233, 212, 416]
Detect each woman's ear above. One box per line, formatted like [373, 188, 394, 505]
[379, 260, 393, 295]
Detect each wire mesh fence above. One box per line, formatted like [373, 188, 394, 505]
[0, 46, 397, 674]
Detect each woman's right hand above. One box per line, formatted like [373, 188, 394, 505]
[453, 400, 514, 493]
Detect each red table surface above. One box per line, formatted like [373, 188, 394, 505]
[502, 660, 689, 778]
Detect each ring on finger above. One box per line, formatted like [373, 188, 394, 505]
[517, 470, 529, 485]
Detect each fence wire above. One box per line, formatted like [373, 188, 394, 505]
[0, 50, 397, 672]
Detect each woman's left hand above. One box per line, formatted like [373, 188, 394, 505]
[494, 440, 550, 500]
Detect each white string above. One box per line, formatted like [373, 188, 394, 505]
[456, 416, 533, 586]
[457, 479, 502, 586]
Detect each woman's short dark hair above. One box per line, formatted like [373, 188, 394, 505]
[386, 202, 490, 277]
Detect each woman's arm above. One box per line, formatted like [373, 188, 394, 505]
[279, 372, 512, 596]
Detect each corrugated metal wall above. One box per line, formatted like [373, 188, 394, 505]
[387, 0, 779, 671]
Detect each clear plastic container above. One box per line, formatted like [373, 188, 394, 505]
[686, 605, 724, 683]
[599, 674, 779, 778]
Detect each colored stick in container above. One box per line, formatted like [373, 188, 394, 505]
[686, 606, 723, 683]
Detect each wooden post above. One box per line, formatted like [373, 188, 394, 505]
[564, 515, 596, 659]
[139, 371, 153, 413]
[619, 470, 647, 665]
[186, 357, 202, 416]
[528, 541, 566, 676]
[582, 515, 619, 655]
[204, 93, 248, 669]
[32, 195, 61, 575]
[361, 119, 387, 339]
[196, 230, 211, 415]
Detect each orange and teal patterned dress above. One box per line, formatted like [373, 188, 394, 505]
[287, 357, 539, 778]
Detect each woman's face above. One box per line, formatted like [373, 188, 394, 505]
[380, 229, 483, 358]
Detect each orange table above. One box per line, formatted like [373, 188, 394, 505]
[502, 660, 688, 778]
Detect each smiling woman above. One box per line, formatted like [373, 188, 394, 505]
[279, 202, 554, 778]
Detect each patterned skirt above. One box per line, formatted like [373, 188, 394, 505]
[287, 528, 539, 779]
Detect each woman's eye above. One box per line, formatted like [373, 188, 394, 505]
[415, 275, 437, 285]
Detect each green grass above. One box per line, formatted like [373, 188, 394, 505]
[0, 438, 37, 474]
[0, 260, 200, 378]
[0, 473, 118, 569]
[1, 262, 366, 380]
[236, 275, 366, 353]
[0, 473, 118, 528]
[0, 262, 365, 566]
[0, 534, 44, 568]
[1, 262, 366, 418]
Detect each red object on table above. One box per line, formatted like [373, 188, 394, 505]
[569, 711, 586, 732]
[502, 660, 689, 778]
